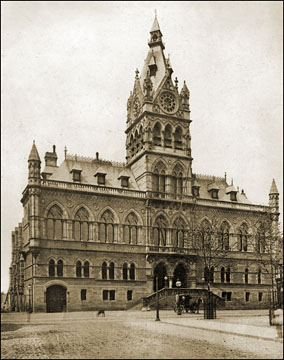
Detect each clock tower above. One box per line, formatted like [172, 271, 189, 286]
[125, 14, 193, 196]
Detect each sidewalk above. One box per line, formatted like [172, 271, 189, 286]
[1, 309, 282, 342]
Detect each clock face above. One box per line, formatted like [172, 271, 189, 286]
[160, 92, 177, 113]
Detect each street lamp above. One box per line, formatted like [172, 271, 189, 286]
[155, 275, 168, 321]
[155, 276, 160, 321]
[28, 284, 32, 312]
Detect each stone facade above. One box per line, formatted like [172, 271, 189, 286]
[8, 15, 281, 312]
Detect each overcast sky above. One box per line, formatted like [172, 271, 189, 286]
[1, 1, 283, 292]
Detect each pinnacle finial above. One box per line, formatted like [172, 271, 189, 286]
[155, 9, 157, 17]
[269, 178, 279, 195]
[135, 68, 139, 79]
[64, 146, 67, 159]
[175, 77, 178, 89]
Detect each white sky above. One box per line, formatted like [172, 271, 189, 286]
[1, 1, 283, 292]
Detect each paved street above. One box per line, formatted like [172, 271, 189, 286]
[1, 310, 283, 359]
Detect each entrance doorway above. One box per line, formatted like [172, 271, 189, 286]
[153, 262, 168, 292]
[173, 263, 187, 288]
[46, 285, 67, 312]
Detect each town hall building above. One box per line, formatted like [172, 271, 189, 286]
[7, 15, 281, 312]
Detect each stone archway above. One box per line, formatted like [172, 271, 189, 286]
[153, 262, 168, 292]
[173, 263, 187, 288]
[46, 285, 67, 313]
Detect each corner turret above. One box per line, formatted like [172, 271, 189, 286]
[269, 178, 279, 221]
[28, 141, 41, 185]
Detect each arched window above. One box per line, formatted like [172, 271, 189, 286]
[153, 215, 168, 247]
[210, 266, 214, 283]
[123, 263, 128, 280]
[258, 269, 262, 284]
[130, 263, 135, 280]
[245, 268, 249, 284]
[76, 261, 82, 278]
[172, 164, 183, 195]
[100, 210, 114, 243]
[83, 261, 90, 278]
[174, 126, 183, 149]
[130, 134, 135, 157]
[124, 213, 138, 244]
[256, 225, 266, 253]
[102, 262, 107, 280]
[219, 222, 230, 250]
[164, 124, 172, 148]
[204, 266, 210, 283]
[173, 217, 187, 248]
[152, 161, 167, 196]
[200, 220, 212, 246]
[238, 224, 248, 252]
[46, 205, 63, 240]
[57, 260, 63, 277]
[74, 208, 89, 241]
[221, 267, 225, 283]
[153, 122, 161, 146]
[226, 267, 231, 283]
[49, 259, 55, 277]
[109, 262, 115, 280]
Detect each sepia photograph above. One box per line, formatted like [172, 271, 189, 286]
[1, 1, 283, 359]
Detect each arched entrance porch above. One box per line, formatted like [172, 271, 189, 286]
[153, 262, 168, 292]
[173, 263, 187, 288]
[46, 285, 67, 313]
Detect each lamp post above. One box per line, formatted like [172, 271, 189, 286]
[28, 284, 32, 313]
[176, 279, 182, 315]
[155, 276, 160, 321]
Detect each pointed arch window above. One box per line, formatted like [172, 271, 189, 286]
[174, 126, 183, 149]
[57, 260, 63, 277]
[238, 224, 248, 252]
[84, 261, 90, 278]
[258, 268, 262, 284]
[200, 220, 212, 246]
[219, 222, 230, 250]
[109, 262, 115, 280]
[245, 268, 249, 284]
[173, 217, 187, 248]
[204, 266, 210, 283]
[130, 263, 135, 280]
[226, 267, 231, 283]
[49, 259, 55, 277]
[153, 215, 168, 247]
[99, 210, 114, 243]
[256, 225, 265, 253]
[76, 260, 82, 278]
[172, 164, 183, 195]
[164, 124, 172, 148]
[102, 262, 107, 280]
[153, 122, 161, 146]
[221, 267, 225, 283]
[124, 213, 138, 244]
[123, 263, 128, 280]
[209, 266, 214, 283]
[74, 208, 89, 241]
[152, 161, 167, 196]
[46, 205, 63, 240]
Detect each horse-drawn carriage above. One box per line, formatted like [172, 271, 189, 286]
[173, 294, 202, 314]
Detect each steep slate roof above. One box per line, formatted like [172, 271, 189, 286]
[269, 179, 279, 194]
[28, 141, 41, 161]
[195, 174, 251, 204]
[47, 155, 140, 190]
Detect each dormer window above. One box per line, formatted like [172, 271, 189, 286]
[208, 181, 219, 199]
[211, 189, 219, 199]
[70, 169, 82, 182]
[118, 176, 130, 188]
[230, 192, 237, 201]
[95, 172, 106, 185]
[192, 186, 200, 197]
